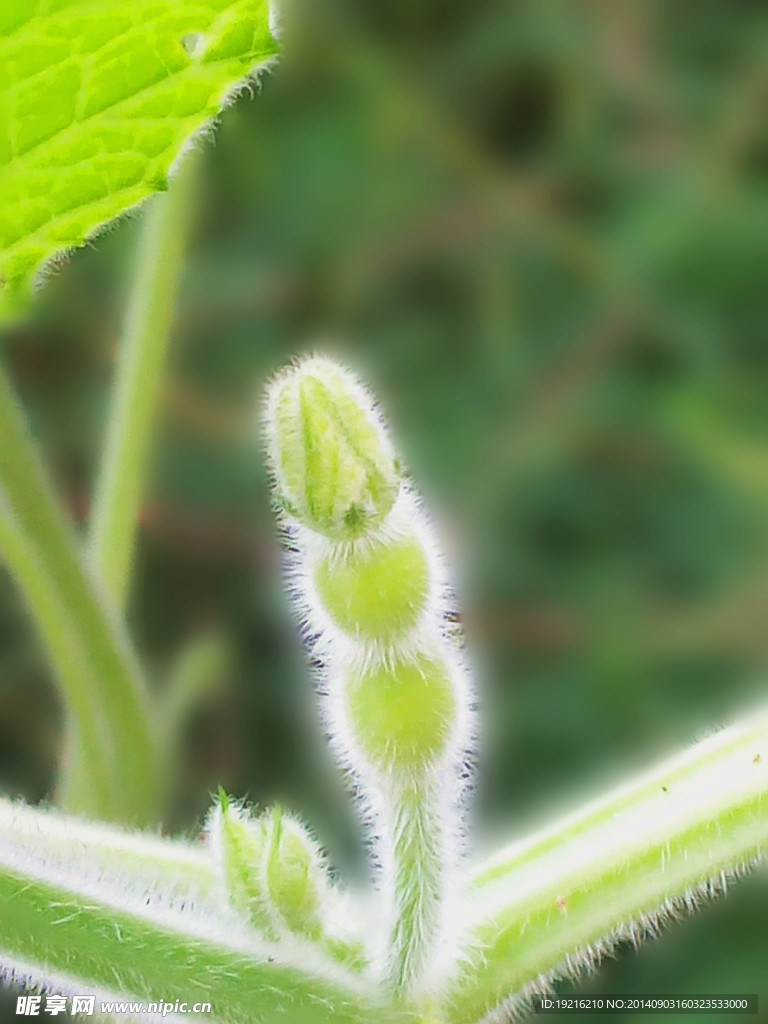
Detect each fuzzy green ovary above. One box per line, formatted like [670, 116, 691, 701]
[314, 535, 429, 641]
[344, 655, 456, 775]
[273, 369, 399, 540]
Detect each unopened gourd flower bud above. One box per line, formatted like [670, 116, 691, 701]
[264, 354, 475, 995]
[264, 356, 401, 540]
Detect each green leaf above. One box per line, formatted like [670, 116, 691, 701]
[443, 707, 768, 1024]
[0, 0, 277, 315]
[0, 871, 403, 1024]
[0, 797, 218, 904]
[0, 799, 404, 1024]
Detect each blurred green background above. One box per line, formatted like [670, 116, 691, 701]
[1, 0, 767, 1020]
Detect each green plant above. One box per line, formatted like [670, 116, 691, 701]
[1, 4, 768, 1023]
[2, 350, 768, 1022]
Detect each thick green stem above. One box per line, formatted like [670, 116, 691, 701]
[89, 164, 196, 610]
[0, 803, 393, 1024]
[443, 707, 768, 1024]
[0, 366, 158, 824]
[387, 784, 446, 992]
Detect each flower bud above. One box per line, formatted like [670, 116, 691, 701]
[265, 357, 400, 539]
[211, 794, 328, 942]
[263, 355, 475, 992]
[210, 792, 272, 935]
[264, 806, 324, 939]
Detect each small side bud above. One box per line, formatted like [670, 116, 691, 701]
[264, 805, 324, 939]
[210, 795, 333, 945]
[265, 356, 400, 539]
[208, 794, 272, 936]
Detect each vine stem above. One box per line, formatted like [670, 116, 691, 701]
[0, 368, 158, 823]
[0, 512, 116, 817]
[442, 705, 768, 1024]
[89, 160, 197, 610]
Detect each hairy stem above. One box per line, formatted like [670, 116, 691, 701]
[387, 784, 447, 992]
[0, 798, 397, 1023]
[89, 163, 197, 610]
[443, 707, 768, 1024]
[0, 367, 158, 824]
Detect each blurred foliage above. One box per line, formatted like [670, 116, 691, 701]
[1, 0, 767, 1018]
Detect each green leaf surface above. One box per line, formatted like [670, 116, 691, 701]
[0, 798, 403, 1024]
[0, 868, 403, 1024]
[0, 797, 219, 904]
[445, 707, 768, 1024]
[0, 0, 277, 315]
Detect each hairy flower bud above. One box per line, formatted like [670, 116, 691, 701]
[265, 357, 400, 539]
[209, 791, 272, 935]
[264, 806, 323, 939]
[211, 795, 329, 943]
